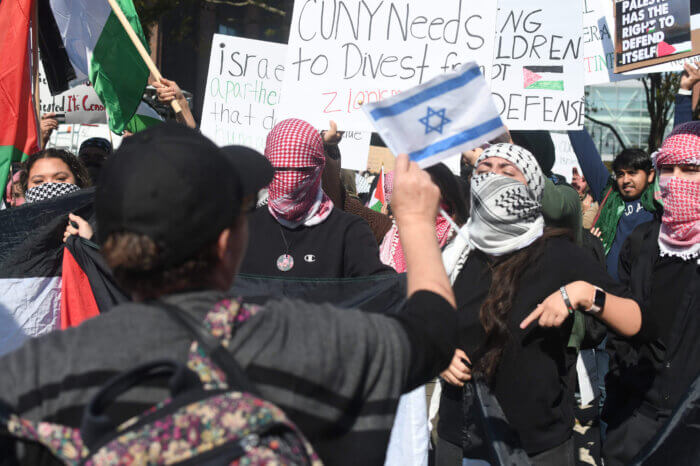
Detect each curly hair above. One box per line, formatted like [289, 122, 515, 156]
[101, 232, 220, 299]
[475, 227, 572, 382]
[20, 149, 92, 193]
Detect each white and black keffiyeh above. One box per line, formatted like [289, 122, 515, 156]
[467, 143, 545, 256]
[24, 182, 80, 204]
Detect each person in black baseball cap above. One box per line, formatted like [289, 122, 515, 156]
[0, 124, 461, 465]
[95, 122, 272, 294]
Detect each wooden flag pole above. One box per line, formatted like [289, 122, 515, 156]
[32, 0, 42, 148]
[105, 0, 182, 114]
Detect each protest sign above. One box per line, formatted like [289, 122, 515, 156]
[491, 0, 585, 131]
[200, 34, 286, 153]
[550, 132, 583, 182]
[622, 5, 700, 72]
[614, 0, 697, 72]
[584, 0, 638, 84]
[38, 61, 107, 124]
[338, 131, 372, 171]
[279, 0, 498, 131]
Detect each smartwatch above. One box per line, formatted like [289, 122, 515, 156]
[587, 287, 606, 314]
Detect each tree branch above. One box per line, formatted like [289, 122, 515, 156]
[584, 114, 628, 150]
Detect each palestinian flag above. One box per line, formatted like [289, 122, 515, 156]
[125, 101, 164, 133]
[0, 0, 39, 199]
[523, 66, 564, 91]
[0, 189, 128, 356]
[38, 0, 150, 134]
[369, 166, 386, 212]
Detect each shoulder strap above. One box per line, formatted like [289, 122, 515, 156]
[155, 301, 259, 396]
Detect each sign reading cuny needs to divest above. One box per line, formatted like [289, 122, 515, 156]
[200, 34, 286, 153]
[614, 0, 697, 72]
[490, 0, 585, 130]
[278, 0, 498, 132]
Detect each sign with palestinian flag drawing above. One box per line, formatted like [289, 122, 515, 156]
[614, 0, 699, 72]
[491, 0, 585, 130]
[523, 66, 565, 90]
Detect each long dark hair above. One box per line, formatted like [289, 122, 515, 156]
[426, 163, 470, 225]
[20, 149, 92, 192]
[475, 227, 573, 382]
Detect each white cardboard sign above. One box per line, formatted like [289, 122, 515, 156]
[200, 35, 286, 154]
[490, 0, 585, 130]
[583, 0, 638, 84]
[279, 0, 498, 132]
[551, 132, 583, 182]
[338, 131, 372, 171]
[38, 61, 107, 124]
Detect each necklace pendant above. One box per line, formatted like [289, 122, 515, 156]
[277, 254, 294, 272]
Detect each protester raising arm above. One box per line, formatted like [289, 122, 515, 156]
[40, 113, 59, 148]
[520, 280, 642, 337]
[567, 129, 610, 203]
[673, 62, 700, 128]
[153, 77, 196, 129]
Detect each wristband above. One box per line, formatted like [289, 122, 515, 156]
[560, 286, 575, 315]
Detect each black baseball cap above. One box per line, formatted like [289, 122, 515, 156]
[96, 122, 272, 267]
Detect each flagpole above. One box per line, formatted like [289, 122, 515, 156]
[105, 0, 182, 115]
[31, 0, 42, 148]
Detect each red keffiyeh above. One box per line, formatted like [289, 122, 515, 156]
[380, 208, 454, 273]
[654, 122, 700, 260]
[265, 119, 334, 228]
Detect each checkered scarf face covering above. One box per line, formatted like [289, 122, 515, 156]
[653, 122, 700, 260]
[264, 119, 333, 228]
[24, 182, 80, 204]
[467, 144, 545, 256]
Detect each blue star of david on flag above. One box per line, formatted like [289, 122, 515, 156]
[419, 107, 451, 135]
[362, 62, 505, 167]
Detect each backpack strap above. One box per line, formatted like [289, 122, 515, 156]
[154, 301, 260, 396]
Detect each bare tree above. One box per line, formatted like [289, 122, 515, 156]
[641, 73, 680, 152]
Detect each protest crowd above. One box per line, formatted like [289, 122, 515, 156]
[1, 0, 700, 465]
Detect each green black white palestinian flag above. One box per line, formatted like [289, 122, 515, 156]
[523, 66, 564, 91]
[39, 0, 150, 134]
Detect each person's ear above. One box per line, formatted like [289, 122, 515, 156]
[648, 169, 656, 184]
[216, 228, 232, 262]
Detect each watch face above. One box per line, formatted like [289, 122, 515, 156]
[594, 288, 606, 310]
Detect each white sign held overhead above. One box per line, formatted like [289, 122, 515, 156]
[279, 0, 499, 131]
[491, 0, 585, 131]
[338, 131, 372, 171]
[550, 132, 583, 183]
[583, 0, 638, 84]
[38, 61, 106, 124]
[200, 34, 286, 153]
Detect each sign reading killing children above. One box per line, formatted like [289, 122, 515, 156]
[279, 0, 498, 132]
[615, 0, 695, 72]
[490, 0, 585, 130]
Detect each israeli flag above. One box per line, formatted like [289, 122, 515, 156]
[363, 62, 505, 168]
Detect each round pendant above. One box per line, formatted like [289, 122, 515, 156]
[276, 254, 294, 272]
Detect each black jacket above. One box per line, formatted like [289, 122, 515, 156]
[604, 219, 700, 426]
